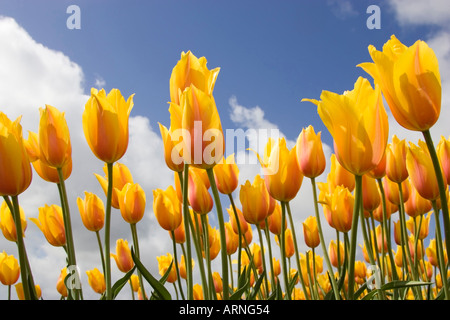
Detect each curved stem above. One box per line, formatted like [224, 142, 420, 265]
[228, 194, 243, 282]
[130, 223, 147, 299]
[206, 168, 229, 300]
[256, 226, 269, 298]
[432, 200, 449, 300]
[264, 223, 276, 292]
[95, 230, 106, 276]
[170, 230, 186, 300]
[280, 201, 291, 300]
[104, 162, 114, 300]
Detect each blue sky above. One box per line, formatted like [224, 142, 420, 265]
[1, 0, 437, 147]
[1, 0, 450, 300]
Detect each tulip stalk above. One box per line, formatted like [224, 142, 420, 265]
[279, 201, 291, 299]
[130, 223, 147, 299]
[228, 194, 243, 282]
[423, 130, 450, 266]
[206, 168, 229, 300]
[431, 200, 449, 299]
[170, 230, 185, 300]
[311, 177, 340, 299]
[104, 162, 114, 300]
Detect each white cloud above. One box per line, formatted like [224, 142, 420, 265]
[327, 0, 358, 19]
[0, 16, 172, 300]
[388, 0, 450, 26]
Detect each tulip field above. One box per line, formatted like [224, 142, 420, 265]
[1, 33, 450, 302]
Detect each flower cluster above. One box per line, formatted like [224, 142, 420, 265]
[0, 35, 449, 301]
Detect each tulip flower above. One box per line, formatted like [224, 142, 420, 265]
[386, 135, 408, 183]
[157, 253, 177, 283]
[227, 205, 249, 235]
[304, 77, 388, 176]
[153, 185, 182, 231]
[328, 154, 355, 192]
[15, 283, 41, 300]
[37, 105, 72, 169]
[95, 162, 134, 209]
[303, 216, 320, 249]
[187, 167, 213, 215]
[362, 174, 381, 213]
[24, 131, 72, 183]
[86, 268, 106, 294]
[213, 154, 239, 195]
[259, 138, 303, 202]
[0, 252, 20, 286]
[329, 185, 354, 234]
[267, 202, 285, 235]
[406, 140, 440, 201]
[0, 113, 32, 196]
[56, 267, 68, 298]
[0, 201, 27, 242]
[83, 88, 134, 164]
[77, 192, 105, 232]
[404, 182, 432, 218]
[117, 182, 146, 224]
[437, 136, 450, 185]
[30, 204, 66, 247]
[170, 215, 186, 244]
[179, 255, 194, 280]
[295, 125, 326, 178]
[240, 175, 272, 225]
[159, 122, 184, 173]
[169, 51, 220, 105]
[329, 240, 345, 268]
[111, 239, 134, 273]
[358, 35, 441, 132]
[224, 222, 239, 255]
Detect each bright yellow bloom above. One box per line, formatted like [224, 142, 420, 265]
[15, 283, 41, 300]
[359, 35, 441, 132]
[354, 260, 367, 285]
[37, 105, 71, 169]
[406, 140, 441, 201]
[159, 122, 184, 173]
[83, 88, 134, 163]
[329, 185, 354, 233]
[206, 226, 221, 261]
[406, 212, 431, 240]
[0, 201, 27, 242]
[24, 131, 72, 183]
[239, 174, 272, 225]
[30, 204, 65, 247]
[117, 182, 146, 224]
[303, 216, 320, 249]
[213, 154, 240, 195]
[130, 274, 140, 292]
[0, 113, 32, 196]
[188, 167, 213, 215]
[0, 252, 20, 286]
[329, 240, 345, 268]
[225, 221, 239, 255]
[426, 239, 447, 267]
[362, 174, 381, 213]
[227, 205, 249, 235]
[111, 239, 134, 273]
[304, 77, 389, 175]
[77, 191, 105, 232]
[386, 135, 408, 183]
[404, 182, 432, 218]
[157, 253, 177, 283]
[437, 136, 450, 185]
[179, 254, 194, 280]
[86, 268, 106, 294]
[169, 84, 224, 169]
[383, 177, 410, 206]
[328, 153, 355, 192]
[95, 162, 134, 209]
[295, 125, 326, 178]
[170, 51, 220, 105]
[260, 137, 303, 202]
[153, 185, 182, 231]
[193, 283, 204, 300]
[56, 267, 68, 297]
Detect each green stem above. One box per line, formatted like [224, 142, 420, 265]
[181, 165, 194, 299]
[228, 194, 243, 282]
[432, 200, 449, 300]
[311, 177, 340, 299]
[280, 201, 291, 300]
[264, 223, 276, 293]
[95, 230, 106, 276]
[201, 214, 215, 300]
[170, 230, 186, 300]
[189, 207, 209, 299]
[11, 196, 34, 300]
[104, 162, 114, 300]
[285, 201, 310, 299]
[206, 168, 229, 300]
[423, 129, 450, 265]
[256, 226, 269, 298]
[130, 223, 147, 300]
[57, 168, 82, 300]
[347, 174, 362, 300]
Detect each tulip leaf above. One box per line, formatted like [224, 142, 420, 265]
[131, 247, 172, 300]
[325, 251, 347, 300]
[361, 281, 431, 300]
[248, 270, 266, 300]
[229, 266, 249, 300]
[111, 266, 136, 300]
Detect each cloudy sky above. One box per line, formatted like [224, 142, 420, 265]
[1, 0, 450, 300]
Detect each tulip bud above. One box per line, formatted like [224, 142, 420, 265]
[111, 239, 134, 273]
[30, 204, 66, 247]
[295, 125, 326, 178]
[86, 268, 106, 294]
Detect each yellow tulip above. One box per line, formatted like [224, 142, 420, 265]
[0, 201, 27, 242]
[111, 239, 134, 273]
[169, 84, 224, 169]
[130, 274, 140, 292]
[226, 205, 249, 235]
[159, 122, 184, 173]
[37, 105, 71, 169]
[153, 185, 182, 231]
[0, 252, 20, 286]
[187, 167, 213, 215]
[404, 182, 432, 218]
[437, 136, 450, 185]
[406, 140, 441, 201]
[329, 185, 354, 233]
[328, 153, 355, 192]
[117, 182, 146, 224]
[170, 51, 220, 105]
[24, 131, 72, 183]
[0, 113, 32, 196]
[157, 253, 177, 283]
[95, 162, 134, 209]
[15, 283, 41, 300]
[30, 204, 66, 247]
[386, 135, 409, 183]
[295, 125, 326, 178]
[239, 174, 272, 225]
[83, 88, 134, 163]
[304, 77, 389, 175]
[358, 35, 441, 132]
[328, 240, 345, 268]
[86, 268, 106, 294]
[213, 154, 240, 195]
[303, 216, 320, 249]
[362, 174, 381, 213]
[77, 191, 105, 232]
[260, 138, 303, 202]
[56, 267, 68, 297]
[224, 221, 239, 255]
